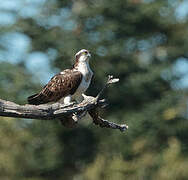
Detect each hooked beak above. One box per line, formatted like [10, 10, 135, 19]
[87, 53, 91, 58]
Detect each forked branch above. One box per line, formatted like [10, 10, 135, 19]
[0, 75, 128, 132]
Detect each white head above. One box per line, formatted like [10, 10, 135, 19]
[75, 49, 91, 63]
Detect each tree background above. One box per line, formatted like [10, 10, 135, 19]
[0, 0, 188, 179]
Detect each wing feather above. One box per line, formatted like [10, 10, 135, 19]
[28, 69, 82, 105]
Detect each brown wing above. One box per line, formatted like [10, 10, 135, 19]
[28, 69, 82, 105]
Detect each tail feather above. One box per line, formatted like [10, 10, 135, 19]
[27, 93, 49, 105]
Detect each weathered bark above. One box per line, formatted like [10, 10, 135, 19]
[0, 76, 128, 132]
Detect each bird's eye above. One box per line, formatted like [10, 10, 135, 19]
[84, 51, 88, 54]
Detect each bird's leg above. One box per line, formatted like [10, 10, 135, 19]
[56, 96, 76, 110]
[58, 95, 77, 127]
[63, 95, 72, 104]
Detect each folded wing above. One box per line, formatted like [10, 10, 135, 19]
[28, 70, 82, 105]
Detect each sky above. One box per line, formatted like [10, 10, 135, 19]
[0, 0, 188, 87]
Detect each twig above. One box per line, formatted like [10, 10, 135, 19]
[96, 75, 119, 100]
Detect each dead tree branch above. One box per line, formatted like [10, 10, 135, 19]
[0, 75, 128, 132]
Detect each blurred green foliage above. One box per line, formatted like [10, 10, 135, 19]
[0, 0, 188, 179]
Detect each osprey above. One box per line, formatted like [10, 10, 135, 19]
[28, 49, 93, 105]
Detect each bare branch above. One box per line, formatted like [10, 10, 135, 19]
[0, 98, 105, 120]
[88, 108, 128, 132]
[0, 75, 128, 132]
[96, 75, 119, 100]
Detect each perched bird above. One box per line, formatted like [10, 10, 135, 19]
[28, 49, 93, 105]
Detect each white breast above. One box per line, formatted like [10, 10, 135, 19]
[73, 61, 93, 99]
[77, 75, 91, 93]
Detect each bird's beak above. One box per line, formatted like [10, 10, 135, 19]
[87, 53, 91, 58]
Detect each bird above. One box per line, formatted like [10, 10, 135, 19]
[28, 49, 93, 105]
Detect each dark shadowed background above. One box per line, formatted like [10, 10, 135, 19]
[0, 0, 188, 179]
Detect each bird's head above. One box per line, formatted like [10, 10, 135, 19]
[75, 49, 91, 63]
